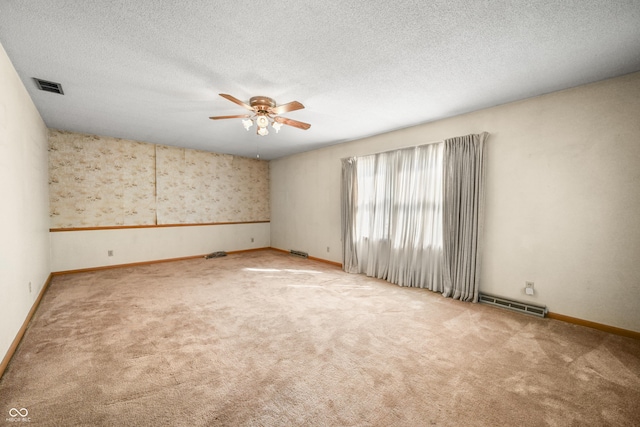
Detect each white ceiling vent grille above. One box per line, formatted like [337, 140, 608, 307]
[33, 78, 64, 95]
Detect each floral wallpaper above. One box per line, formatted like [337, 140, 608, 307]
[49, 130, 270, 228]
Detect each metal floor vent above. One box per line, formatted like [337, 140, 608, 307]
[33, 78, 64, 95]
[290, 249, 308, 258]
[479, 293, 547, 318]
[204, 251, 227, 259]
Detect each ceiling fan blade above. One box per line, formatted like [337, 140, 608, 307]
[269, 101, 305, 115]
[275, 116, 311, 130]
[219, 94, 254, 111]
[209, 114, 251, 120]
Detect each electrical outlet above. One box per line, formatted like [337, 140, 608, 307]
[525, 281, 534, 295]
[108, 250, 114, 257]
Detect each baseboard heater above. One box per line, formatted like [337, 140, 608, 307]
[479, 293, 547, 318]
[290, 249, 309, 258]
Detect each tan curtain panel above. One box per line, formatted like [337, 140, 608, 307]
[341, 157, 359, 273]
[442, 132, 488, 302]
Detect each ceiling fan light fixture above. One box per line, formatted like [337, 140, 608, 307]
[211, 94, 311, 139]
[256, 115, 269, 128]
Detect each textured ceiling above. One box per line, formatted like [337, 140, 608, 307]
[1, 1, 639, 160]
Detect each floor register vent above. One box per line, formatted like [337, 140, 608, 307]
[479, 293, 547, 318]
[290, 249, 309, 258]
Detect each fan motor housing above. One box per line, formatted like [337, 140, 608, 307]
[250, 96, 276, 112]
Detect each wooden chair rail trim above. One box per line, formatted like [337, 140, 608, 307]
[50, 221, 270, 232]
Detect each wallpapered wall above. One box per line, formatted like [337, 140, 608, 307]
[49, 130, 270, 228]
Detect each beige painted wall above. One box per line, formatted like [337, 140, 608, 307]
[270, 72, 640, 332]
[0, 42, 51, 360]
[50, 223, 270, 272]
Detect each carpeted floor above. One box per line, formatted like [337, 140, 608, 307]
[1, 250, 639, 426]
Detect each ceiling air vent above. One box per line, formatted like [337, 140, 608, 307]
[33, 78, 64, 95]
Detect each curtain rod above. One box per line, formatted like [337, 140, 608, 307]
[340, 140, 442, 161]
[340, 131, 488, 161]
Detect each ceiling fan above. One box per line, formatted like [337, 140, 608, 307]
[210, 94, 311, 136]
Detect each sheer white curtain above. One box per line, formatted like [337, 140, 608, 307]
[342, 143, 444, 291]
[342, 133, 487, 300]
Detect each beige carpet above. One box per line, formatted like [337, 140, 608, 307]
[1, 250, 639, 426]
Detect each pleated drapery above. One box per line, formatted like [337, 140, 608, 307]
[442, 132, 488, 302]
[341, 157, 359, 273]
[341, 132, 488, 301]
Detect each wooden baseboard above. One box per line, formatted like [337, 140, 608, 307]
[52, 248, 272, 275]
[228, 248, 272, 255]
[547, 312, 640, 340]
[269, 247, 342, 268]
[52, 247, 339, 276]
[0, 274, 54, 380]
[269, 247, 289, 255]
[308, 255, 342, 268]
[52, 255, 207, 275]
